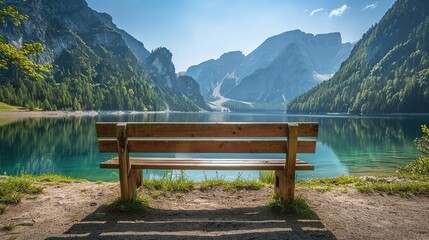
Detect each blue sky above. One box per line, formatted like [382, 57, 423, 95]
[86, 0, 396, 72]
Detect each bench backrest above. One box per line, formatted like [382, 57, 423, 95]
[96, 122, 319, 154]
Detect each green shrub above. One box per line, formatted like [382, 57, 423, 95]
[398, 156, 429, 180]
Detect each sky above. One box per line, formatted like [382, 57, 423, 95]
[86, 0, 396, 72]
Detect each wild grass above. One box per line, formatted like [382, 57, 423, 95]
[0, 204, 6, 214]
[28, 174, 85, 183]
[198, 179, 227, 190]
[357, 181, 429, 196]
[143, 170, 195, 193]
[2, 223, 15, 231]
[298, 172, 429, 196]
[0, 174, 84, 207]
[107, 194, 150, 213]
[297, 175, 361, 192]
[0, 176, 43, 204]
[269, 194, 314, 217]
[223, 179, 264, 190]
[259, 170, 275, 184]
[199, 177, 264, 191]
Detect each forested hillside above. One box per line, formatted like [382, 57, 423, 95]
[287, 0, 429, 114]
[0, 0, 205, 111]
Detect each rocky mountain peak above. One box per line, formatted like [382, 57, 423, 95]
[218, 51, 245, 64]
[145, 47, 176, 90]
[314, 32, 342, 44]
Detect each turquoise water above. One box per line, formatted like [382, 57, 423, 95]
[0, 112, 427, 181]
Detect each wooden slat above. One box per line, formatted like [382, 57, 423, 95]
[98, 139, 316, 153]
[95, 122, 319, 138]
[96, 123, 117, 138]
[100, 157, 315, 171]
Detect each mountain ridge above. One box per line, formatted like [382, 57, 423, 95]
[287, 0, 429, 114]
[186, 29, 352, 110]
[0, 0, 207, 111]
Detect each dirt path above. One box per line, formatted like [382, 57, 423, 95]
[0, 182, 428, 240]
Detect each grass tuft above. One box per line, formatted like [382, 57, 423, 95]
[199, 179, 227, 190]
[224, 179, 264, 190]
[2, 223, 15, 231]
[143, 170, 195, 195]
[0, 204, 6, 214]
[0, 176, 43, 204]
[107, 194, 150, 213]
[259, 170, 275, 185]
[199, 179, 264, 191]
[144, 178, 195, 192]
[269, 194, 314, 217]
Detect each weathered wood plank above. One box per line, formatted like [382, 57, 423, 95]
[95, 122, 319, 138]
[99, 157, 315, 171]
[285, 123, 298, 202]
[116, 123, 131, 201]
[98, 139, 316, 153]
[95, 123, 117, 138]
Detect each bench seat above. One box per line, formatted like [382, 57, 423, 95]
[100, 157, 314, 171]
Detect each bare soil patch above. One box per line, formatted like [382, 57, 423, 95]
[0, 181, 428, 240]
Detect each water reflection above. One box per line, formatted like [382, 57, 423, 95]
[0, 112, 426, 181]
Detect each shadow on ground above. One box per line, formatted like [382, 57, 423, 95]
[46, 204, 336, 240]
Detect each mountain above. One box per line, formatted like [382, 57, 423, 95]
[235, 30, 311, 80]
[144, 47, 208, 111]
[227, 32, 352, 106]
[186, 51, 244, 98]
[226, 43, 315, 104]
[187, 29, 352, 111]
[0, 0, 206, 111]
[287, 0, 429, 114]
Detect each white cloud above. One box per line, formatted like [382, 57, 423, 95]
[310, 8, 324, 16]
[329, 5, 348, 17]
[362, 2, 378, 11]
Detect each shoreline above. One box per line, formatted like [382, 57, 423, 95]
[0, 111, 99, 118]
[1, 110, 429, 119]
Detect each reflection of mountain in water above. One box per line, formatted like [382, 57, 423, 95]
[310, 116, 422, 174]
[0, 117, 102, 179]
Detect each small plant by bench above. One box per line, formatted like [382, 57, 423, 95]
[96, 122, 319, 202]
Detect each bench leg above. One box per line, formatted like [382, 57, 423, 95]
[274, 170, 295, 203]
[128, 169, 139, 196]
[136, 169, 143, 188]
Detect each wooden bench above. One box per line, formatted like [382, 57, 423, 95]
[96, 122, 319, 202]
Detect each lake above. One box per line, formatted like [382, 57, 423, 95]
[0, 112, 427, 181]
